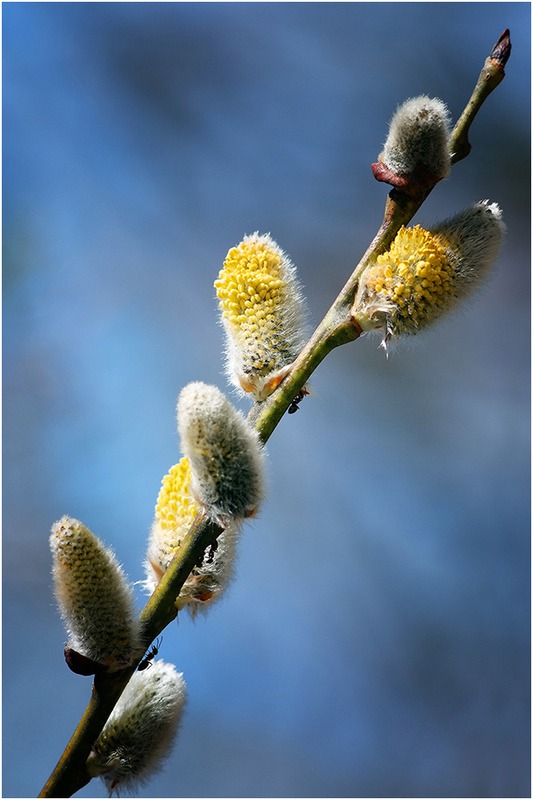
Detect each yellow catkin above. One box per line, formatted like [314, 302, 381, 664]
[155, 458, 198, 537]
[359, 225, 455, 334]
[352, 203, 504, 341]
[147, 457, 198, 584]
[215, 233, 305, 399]
[146, 456, 240, 614]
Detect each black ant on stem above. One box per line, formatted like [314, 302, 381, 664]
[288, 387, 309, 414]
[138, 636, 162, 671]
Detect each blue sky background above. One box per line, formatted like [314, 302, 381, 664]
[3, 3, 530, 798]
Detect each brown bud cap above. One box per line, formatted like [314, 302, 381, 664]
[490, 29, 511, 70]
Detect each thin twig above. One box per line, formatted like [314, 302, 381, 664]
[450, 29, 511, 164]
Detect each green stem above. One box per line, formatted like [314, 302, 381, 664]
[38, 671, 134, 797]
[138, 514, 221, 642]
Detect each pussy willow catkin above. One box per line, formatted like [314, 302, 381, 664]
[146, 456, 239, 614]
[352, 201, 504, 342]
[50, 515, 140, 672]
[215, 232, 306, 400]
[177, 381, 265, 523]
[378, 95, 451, 180]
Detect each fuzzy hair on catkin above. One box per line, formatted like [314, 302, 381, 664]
[145, 456, 240, 615]
[379, 95, 451, 179]
[177, 382, 265, 524]
[50, 515, 140, 671]
[86, 660, 187, 794]
[215, 232, 307, 399]
[431, 200, 505, 285]
[352, 200, 504, 342]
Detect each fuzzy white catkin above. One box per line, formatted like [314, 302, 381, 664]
[50, 515, 140, 670]
[86, 660, 187, 794]
[177, 382, 265, 524]
[379, 95, 451, 179]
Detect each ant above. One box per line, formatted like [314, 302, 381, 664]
[138, 636, 162, 671]
[288, 387, 309, 414]
[204, 539, 219, 565]
[195, 538, 218, 568]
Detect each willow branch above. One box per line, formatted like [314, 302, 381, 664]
[39, 28, 510, 798]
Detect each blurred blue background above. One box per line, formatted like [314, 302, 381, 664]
[3, 3, 530, 798]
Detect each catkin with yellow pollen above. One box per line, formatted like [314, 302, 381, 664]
[352, 200, 504, 343]
[145, 457, 240, 615]
[215, 232, 306, 400]
[154, 459, 199, 553]
[146, 457, 198, 586]
[146, 382, 265, 614]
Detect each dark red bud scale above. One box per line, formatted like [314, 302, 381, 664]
[490, 29, 511, 68]
[64, 645, 107, 676]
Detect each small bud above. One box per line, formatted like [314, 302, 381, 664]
[50, 515, 140, 672]
[214, 232, 307, 399]
[372, 96, 451, 194]
[177, 382, 265, 524]
[489, 28, 511, 70]
[63, 646, 108, 676]
[145, 457, 239, 615]
[87, 660, 187, 794]
[352, 201, 504, 343]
